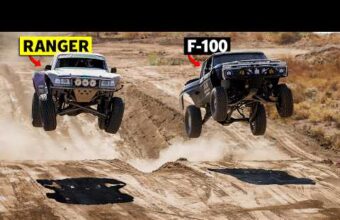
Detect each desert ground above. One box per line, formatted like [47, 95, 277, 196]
[0, 33, 339, 219]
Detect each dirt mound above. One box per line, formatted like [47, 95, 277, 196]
[119, 84, 185, 159]
[295, 46, 340, 65]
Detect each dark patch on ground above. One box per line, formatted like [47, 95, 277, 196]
[209, 168, 315, 185]
[37, 177, 133, 205]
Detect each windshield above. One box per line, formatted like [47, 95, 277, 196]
[213, 53, 267, 66]
[55, 58, 107, 69]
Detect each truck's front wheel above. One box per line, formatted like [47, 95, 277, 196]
[40, 94, 57, 131]
[249, 103, 266, 136]
[210, 87, 228, 122]
[104, 97, 124, 134]
[276, 84, 294, 117]
[185, 105, 202, 138]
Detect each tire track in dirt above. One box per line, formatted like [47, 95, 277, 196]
[0, 64, 31, 121]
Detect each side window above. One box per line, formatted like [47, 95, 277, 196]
[205, 57, 212, 74]
[200, 61, 207, 78]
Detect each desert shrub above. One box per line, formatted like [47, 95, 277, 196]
[293, 102, 311, 120]
[254, 33, 264, 41]
[166, 58, 185, 65]
[304, 87, 318, 100]
[334, 136, 340, 149]
[148, 53, 161, 65]
[320, 109, 336, 122]
[120, 32, 150, 40]
[275, 32, 302, 45]
[308, 126, 324, 139]
[290, 83, 306, 103]
[148, 53, 185, 66]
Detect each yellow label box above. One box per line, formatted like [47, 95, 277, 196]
[19, 36, 92, 56]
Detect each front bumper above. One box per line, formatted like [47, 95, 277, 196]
[50, 85, 116, 91]
[222, 66, 288, 80]
[50, 86, 116, 103]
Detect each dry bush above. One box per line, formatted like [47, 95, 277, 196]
[274, 32, 302, 45]
[334, 136, 340, 150]
[120, 32, 152, 40]
[148, 52, 185, 66]
[290, 83, 306, 103]
[148, 53, 161, 65]
[229, 32, 239, 42]
[278, 56, 340, 150]
[254, 33, 264, 41]
[293, 102, 310, 120]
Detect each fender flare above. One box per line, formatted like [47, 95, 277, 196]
[179, 93, 185, 110]
[32, 71, 48, 95]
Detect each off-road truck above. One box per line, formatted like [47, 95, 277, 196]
[180, 52, 293, 138]
[31, 52, 124, 133]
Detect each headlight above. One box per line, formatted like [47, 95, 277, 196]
[278, 67, 287, 75]
[54, 78, 71, 86]
[89, 79, 96, 87]
[74, 78, 82, 86]
[100, 80, 115, 88]
[82, 79, 89, 87]
[268, 68, 276, 75]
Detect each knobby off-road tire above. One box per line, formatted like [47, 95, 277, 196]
[185, 105, 202, 138]
[97, 102, 105, 130]
[105, 97, 124, 134]
[31, 92, 42, 127]
[250, 103, 266, 136]
[210, 87, 228, 122]
[276, 84, 294, 118]
[40, 94, 57, 131]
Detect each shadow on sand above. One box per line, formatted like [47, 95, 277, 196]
[37, 177, 134, 205]
[208, 168, 315, 185]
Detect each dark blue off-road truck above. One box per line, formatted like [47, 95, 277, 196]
[179, 52, 294, 138]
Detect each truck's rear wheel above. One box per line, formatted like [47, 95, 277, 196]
[210, 87, 228, 122]
[32, 92, 42, 127]
[185, 105, 202, 138]
[276, 84, 294, 117]
[250, 103, 266, 136]
[40, 94, 57, 131]
[105, 97, 124, 134]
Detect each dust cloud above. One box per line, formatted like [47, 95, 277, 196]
[128, 135, 290, 172]
[0, 118, 120, 160]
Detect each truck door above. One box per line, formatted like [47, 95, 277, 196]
[199, 57, 213, 103]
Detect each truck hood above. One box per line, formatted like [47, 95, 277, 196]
[215, 59, 286, 69]
[47, 68, 119, 79]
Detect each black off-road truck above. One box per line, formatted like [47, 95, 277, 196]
[179, 52, 293, 138]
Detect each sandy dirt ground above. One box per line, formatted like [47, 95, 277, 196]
[0, 37, 339, 219]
